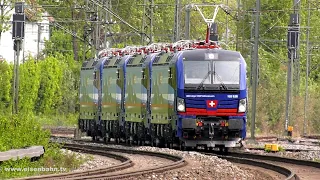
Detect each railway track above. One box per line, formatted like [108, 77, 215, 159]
[49, 128, 320, 148]
[216, 154, 295, 180]
[254, 136, 320, 145]
[246, 147, 320, 152]
[51, 137, 320, 179]
[45, 127, 75, 135]
[303, 135, 320, 139]
[49, 130, 320, 179]
[63, 143, 187, 180]
[16, 144, 132, 180]
[17, 142, 186, 180]
[212, 151, 320, 180]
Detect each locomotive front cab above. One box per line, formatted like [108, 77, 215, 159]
[79, 59, 97, 134]
[177, 49, 247, 148]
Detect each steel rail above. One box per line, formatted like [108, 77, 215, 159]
[59, 143, 187, 180]
[246, 147, 320, 152]
[16, 144, 133, 180]
[49, 136, 320, 180]
[45, 127, 76, 135]
[203, 151, 320, 180]
[18, 142, 186, 180]
[229, 152, 320, 169]
[303, 135, 320, 139]
[56, 143, 186, 180]
[216, 155, 297, 180]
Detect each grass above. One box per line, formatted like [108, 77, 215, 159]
[0, 143, 92, 179]
[278, 146, 285, 152]
[0, 114, 90, 179]
[36, 113, 79, 127]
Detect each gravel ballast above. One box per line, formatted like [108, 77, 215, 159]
[60, 149, 121, 172]
[244, 140, 320, 161]
[52, 137, 273, 179]
[132, 147, 268, 180]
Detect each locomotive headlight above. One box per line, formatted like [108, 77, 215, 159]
[177, 97, 185, 112]
[238, 98, 247, 113]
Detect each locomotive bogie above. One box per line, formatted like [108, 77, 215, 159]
[181, 138, 242, 148]
[180, 117, 244, 140]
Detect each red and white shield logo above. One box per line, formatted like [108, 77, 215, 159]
[206, 100, 217, 108]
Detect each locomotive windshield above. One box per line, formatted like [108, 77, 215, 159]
[213, 61, 240, 84]
[184, 61, 211, 84]
[184, 60, 240, 90]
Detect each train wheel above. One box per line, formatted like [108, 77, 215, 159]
[164, 140, 168, 148]
[179, 141, 185, 151]
[156, 138, 161, 147]
[219, 147, 229, 154]
[151, 140, 155, 147]
[166, 142, 173, 149]
[104, 133, 111, 142]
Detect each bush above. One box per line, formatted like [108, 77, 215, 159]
[0, 114, 88, 179]
[0, 114, 50, 152]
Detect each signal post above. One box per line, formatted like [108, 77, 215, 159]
[12, 2, 25, 114]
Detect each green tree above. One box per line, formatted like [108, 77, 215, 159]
[0, 61, 12, 114]
[18, 57, 41, 115]
[36, 56, 63, 115]
[0, 0, 15, 42]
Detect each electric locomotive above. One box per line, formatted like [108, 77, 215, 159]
[174, 44, 247, 150]
[78, 58, 98, 138]
[78, 41, 247, 151]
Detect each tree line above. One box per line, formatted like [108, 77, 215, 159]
[1, 0, 320, 134]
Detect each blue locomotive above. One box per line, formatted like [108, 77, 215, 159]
[78, 41, 247, 151]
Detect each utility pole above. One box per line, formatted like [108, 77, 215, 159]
[104, 0, 113, 49]
[250, 0, 260, 139]
[37, 23, 41, 60]
[141, 0, 154, 45]
[12, 2, 25, 114]
[185, 4, 191, 40]
[173, 0, 180, 42]
[95, 4, 99, 58]
[235, 0, 240, 51]
[249, 9, 255, 86]
[293, 0, 301, 95]
[84, 0, 114, 58]
[225, 0, 229, 45]
[84, 0, 96, 59]
[285, 0, 300, 134]
[304, 0, 311, 136]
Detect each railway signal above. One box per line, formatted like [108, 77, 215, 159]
[12, 2, 25, 114]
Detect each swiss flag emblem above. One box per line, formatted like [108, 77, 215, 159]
[206, 100, 218, 108]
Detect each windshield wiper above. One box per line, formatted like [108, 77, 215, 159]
[213, 71, 228, 90]
[196, 71, 212, 90]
